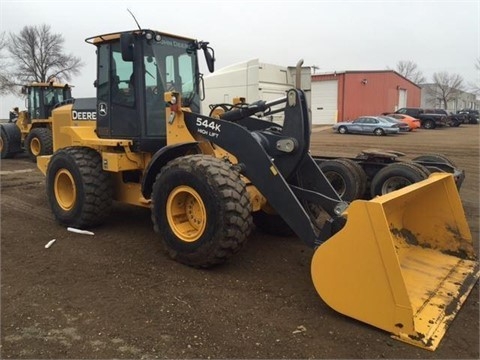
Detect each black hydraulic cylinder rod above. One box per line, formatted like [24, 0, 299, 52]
[220, 97, 287, 122]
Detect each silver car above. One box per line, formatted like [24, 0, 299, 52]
[333, 116, 401, 136]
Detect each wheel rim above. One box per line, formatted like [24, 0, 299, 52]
[30, 137, 41, 156]
[54, 169, 76, 211]
[380, 176, 412, 194]
[166, 185, 207, 242]
[339, 127, 346, 134]
[0, 136, 4, 152]
[325, 172, 346, 197]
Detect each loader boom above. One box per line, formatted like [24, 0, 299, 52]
[183, 89, 348, 246]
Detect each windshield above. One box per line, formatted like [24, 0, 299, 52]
[149, 35, 199, 109]
[28, 86, 72, 119]
[44, 86, 72, 105]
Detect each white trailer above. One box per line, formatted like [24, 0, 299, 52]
[202, 59, 311, 123]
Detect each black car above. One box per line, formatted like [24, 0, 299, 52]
[425, 109, 464, 127]
[457, 109, 479, 124]
[393, 107, 448, 129]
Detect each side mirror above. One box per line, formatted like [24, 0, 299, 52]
[199, 42, 215, 73]
[120, 33, 134, 62]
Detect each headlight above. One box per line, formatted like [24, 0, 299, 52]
[145, 32, 154, 40]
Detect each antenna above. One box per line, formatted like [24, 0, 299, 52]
[127, 9, 142, 30]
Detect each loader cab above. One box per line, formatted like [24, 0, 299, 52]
[23, 83, 72, 120]
[88, 29, 214, 153]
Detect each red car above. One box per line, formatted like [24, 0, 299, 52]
[384, 113, 421, 131]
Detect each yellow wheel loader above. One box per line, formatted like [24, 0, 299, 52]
[36, 29, 479, 351]
[0, 82, 73, 161]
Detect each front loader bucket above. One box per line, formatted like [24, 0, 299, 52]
[311, 172, 479, 351]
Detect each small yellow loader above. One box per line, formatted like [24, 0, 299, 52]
[1, 82, 73, 161]
[36, 29, 479, 351]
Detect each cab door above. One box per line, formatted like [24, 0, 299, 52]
[96, 42, 139, 139]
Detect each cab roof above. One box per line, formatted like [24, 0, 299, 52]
[85, 29, 196, 45]
[26, 82, 71, 89]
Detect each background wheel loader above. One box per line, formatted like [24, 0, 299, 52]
[36, 29, 479, 351]
[0, 82, 73, 161]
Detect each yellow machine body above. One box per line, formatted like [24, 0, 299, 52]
[35, 29, 477, 352]
[311, 172, 479, 350]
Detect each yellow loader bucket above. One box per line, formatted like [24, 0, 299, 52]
[311, 172, 479, 351]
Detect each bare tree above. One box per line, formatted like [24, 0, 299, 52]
[470, 57, 480, 94]
[6, 24, 84, 85]
[426, 72, 464, 109]
[395, 60, 426, 84]
[0, 31, 14, 95]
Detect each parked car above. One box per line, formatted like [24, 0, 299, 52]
[424, 109, 464, 127]
[384, 113, 421, 130]
[457, 109, 479, 124]
[379, 116, 411, 132]
[393, 107, 448, 129]
[333, 116, 400, 136]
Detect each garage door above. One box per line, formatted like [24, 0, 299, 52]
[398, 89, 407, 109]
[311, 80, 338, 125]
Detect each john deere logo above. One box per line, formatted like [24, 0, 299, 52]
[99, 103, 107, 116]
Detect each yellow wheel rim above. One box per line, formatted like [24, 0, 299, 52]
[30, 137, 41, 156]
[166, 185, 207, 242]
[54, 169, 76, 211]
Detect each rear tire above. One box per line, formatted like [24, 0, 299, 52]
[370, 162, 429, 197]
[151, 155, 253, 268]
[46, 147, 113, 228]
[1, 130, 12, 159]
[1, 125, 20, 159]
[373, 128, 385, 136]
[26, 127, 53, 162]
[423, 120, 435, 129]
[337, 158, 368, 199]
[318, 159, 365, 202]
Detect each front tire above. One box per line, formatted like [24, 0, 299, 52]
[46, 147, 113, 228]
[151, 155, 253, 268]
[26, 127, 53, 162]
[338, 126, 348, 134]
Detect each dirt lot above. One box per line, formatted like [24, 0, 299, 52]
[1, 124, 479, 359]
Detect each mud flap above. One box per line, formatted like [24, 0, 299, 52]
[311, 172, 479, 350]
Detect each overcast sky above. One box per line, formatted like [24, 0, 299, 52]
[1, 0, 479, 115]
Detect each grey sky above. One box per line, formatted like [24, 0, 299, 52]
[1, 0, 479, 115]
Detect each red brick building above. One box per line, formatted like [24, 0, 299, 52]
[310, 70, 421, 124]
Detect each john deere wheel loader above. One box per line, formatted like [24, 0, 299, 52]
[36, 29, 479, 351]
[0, 82, 73, 161]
